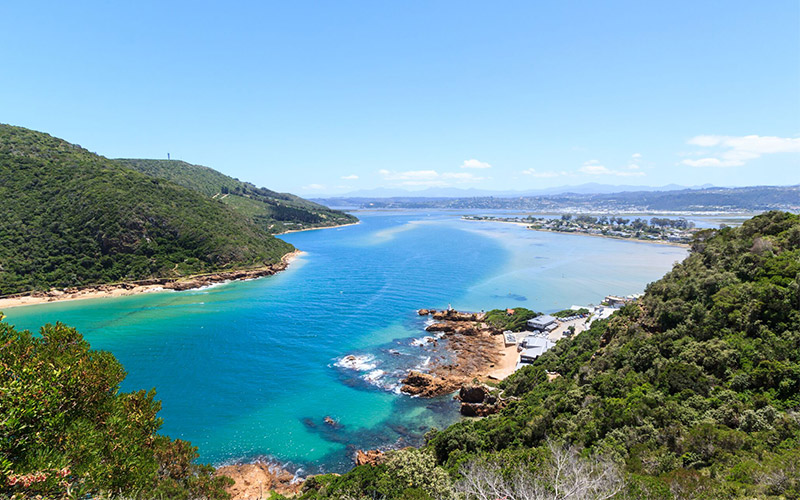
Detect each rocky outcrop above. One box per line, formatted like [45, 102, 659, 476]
[460, 400, 506, 417]
[456, 384, 505, 417]
[163, 263, 290, 291]
[458, 384, 489, 403]
[400, 371, 462, 398]
[417, 309, 430, 315]
[354, 449, 386, 466]
[215, 462, 303, 499]
[428, 309, 485, 322]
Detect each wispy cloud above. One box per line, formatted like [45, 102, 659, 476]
[460, 159, 492, 169]
[578, 160, 644, 177]
[378, 169, 485, 186]
[521, 168, 565, 178]
[301, 183, 326, 191]
[340, 174, 359, 180]
[681, 134, 800, 167]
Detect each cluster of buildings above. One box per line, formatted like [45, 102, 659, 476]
[509, 294, 641, 371]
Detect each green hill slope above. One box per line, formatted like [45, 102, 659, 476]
[0, 125, 294, 295]
[301, 211, 800, 500]
[116, 159, 358, 234]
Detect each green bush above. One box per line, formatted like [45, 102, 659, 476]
[0, 318, 231, 499]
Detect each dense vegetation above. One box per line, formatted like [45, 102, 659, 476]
[0, 125, 294, 295]
[296, 211, 800, 499]
[117, 159, 358, 234]
[484, 307, 540, 331]
[0, 315, 231, 499]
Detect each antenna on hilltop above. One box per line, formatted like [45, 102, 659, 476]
[167, 153, 171, 160]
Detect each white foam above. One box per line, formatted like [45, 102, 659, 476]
[335, 354, 377, 371]
[410, 336, 437, 346]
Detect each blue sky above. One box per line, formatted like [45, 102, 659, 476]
[1, 1, 798, 195]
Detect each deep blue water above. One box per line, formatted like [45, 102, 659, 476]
[3, 211, 687, 473]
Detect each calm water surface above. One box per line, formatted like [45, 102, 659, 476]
[3, 211, 687, 473]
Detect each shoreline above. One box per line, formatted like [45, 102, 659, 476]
[277, 221, 360, 235]
[463, 217, 690, 248]
[0, 250, 304, 310]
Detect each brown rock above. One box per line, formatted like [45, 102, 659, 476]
[460, 400, 506, 417]
[458, 385, 488, 403]
[400, 371, 460, 398]
[354, 449, 385, 466]
[417, 309, 430, 315]
[215, 462, 303, 499]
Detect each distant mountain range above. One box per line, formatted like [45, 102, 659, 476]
[323, 182, 716, 199]
[313, 185, 800, 213]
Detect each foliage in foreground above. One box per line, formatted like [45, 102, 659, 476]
[298, 211, 800, 499]
[0, 317, 231, 499]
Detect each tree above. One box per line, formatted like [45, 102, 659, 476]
[0, 320, 231, 499]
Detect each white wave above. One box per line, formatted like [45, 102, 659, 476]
[362, 369, 385, 384]
[410, 336, 437, 346]
[335, 354, 377, 371]
[192, 280, 231, 292]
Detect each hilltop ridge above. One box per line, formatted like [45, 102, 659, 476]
[0, 124, 295, 295]
[117, 159, 358, 234]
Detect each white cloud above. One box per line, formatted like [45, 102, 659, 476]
[631, 153, 642, 159]
[460, 159, 492, 169]
[521, 168, 564, 178]
[301, 183, 326, 190]
[340, 174, 359, 180]
[379, 169, 484, 187]
[578, 161, 644, 177]
[682, 134, 800, 168]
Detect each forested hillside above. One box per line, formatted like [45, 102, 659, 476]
[117, 159, 358, 234]
[298, 211, 800, 499]
[0, 124, 294, 295]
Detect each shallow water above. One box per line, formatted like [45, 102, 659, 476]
[3, 211, 687, 472]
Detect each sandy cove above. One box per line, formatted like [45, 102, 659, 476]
[277, 221, 360, 235]
[0, 250, 304, 310]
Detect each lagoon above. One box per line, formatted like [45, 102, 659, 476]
[2, 211, 687, 473]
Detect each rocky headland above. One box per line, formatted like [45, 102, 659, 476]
[400, 309, 511, 411]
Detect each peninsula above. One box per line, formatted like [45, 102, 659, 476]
[464, 214, 697, 245]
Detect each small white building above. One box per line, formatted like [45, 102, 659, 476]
[527, 314, 558, 331]
[519, 337, 556, 364]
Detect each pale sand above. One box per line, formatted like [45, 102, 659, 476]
[277, 221, 360, 235]
[486, 335, 521, 381]
[0, 250, 304, 310]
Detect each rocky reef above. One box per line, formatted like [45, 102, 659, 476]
[401, 309, 506, 398]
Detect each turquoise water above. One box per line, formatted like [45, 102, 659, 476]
[2, 211, 686, 473]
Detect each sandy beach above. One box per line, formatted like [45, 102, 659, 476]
[485, 336, 521, 380]
[277, 221, 360, 235]
[0, 250, 304, 310]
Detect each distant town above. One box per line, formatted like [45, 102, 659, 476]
[464, 214, 698, 244]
